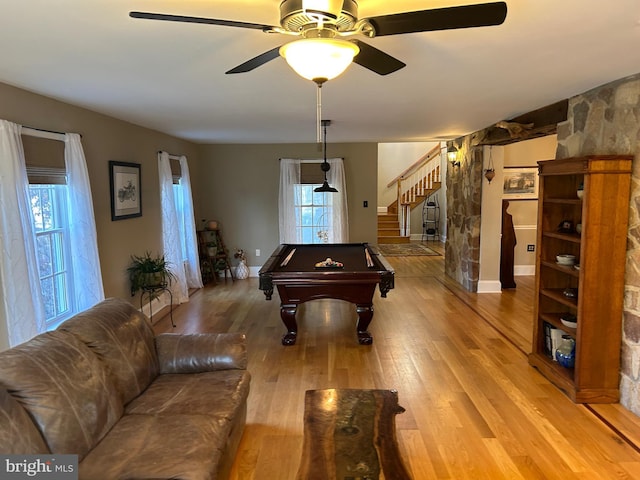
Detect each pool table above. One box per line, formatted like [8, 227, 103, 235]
[258, 243, 394, 346]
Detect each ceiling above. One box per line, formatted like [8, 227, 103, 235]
[1, 0, 639, 144]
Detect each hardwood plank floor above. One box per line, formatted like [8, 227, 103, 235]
[153, 244, 640, 479]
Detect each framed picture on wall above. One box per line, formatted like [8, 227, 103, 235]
[109, 161, 142, 220]
[503, 167, 539, 200]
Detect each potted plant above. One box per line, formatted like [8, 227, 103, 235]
[206, 242, 217, 257]
[127, 251, 177, 297]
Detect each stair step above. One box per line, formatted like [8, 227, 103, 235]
[378, 221, 399, 228]
[378, 229, 401, 236]
[377, 236, 411, 244]
[378, 214, 397, 222]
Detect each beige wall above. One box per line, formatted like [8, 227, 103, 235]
[503, 135, 557, 271]
[0, 81, 379, 350]
[0, 82, 200, 346]
[477, 136, 557, 291]
[196, 143, 379, 267]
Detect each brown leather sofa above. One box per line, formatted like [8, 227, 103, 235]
[0, 298, 251, 480]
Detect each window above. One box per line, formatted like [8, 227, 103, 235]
[29, 183, 74, 326]
[173, 182, 188, 261]
[294, 184, 332, 243]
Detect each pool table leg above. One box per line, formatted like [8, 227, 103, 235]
[356, 304, 374, 345]
[280, 303, 298, 346]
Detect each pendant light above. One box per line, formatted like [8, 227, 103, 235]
[485, 146, 496, 183]
[314, 120, 338, 193]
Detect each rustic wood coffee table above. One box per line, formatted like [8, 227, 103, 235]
[296, 389, 411, 480]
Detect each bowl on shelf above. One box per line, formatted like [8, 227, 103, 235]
[556, 254, 576, 266]
[562, 287, 578, 299]
[560, 313, 578, 329]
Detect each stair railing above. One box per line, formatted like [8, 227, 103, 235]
[387, 145, 442, 236]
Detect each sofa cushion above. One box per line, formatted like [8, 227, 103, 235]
[79, 414, 227, 480]
[58, 297, 160, 405]
[125, 371, 251, 422]
[156, 333, 247, 374]
[0, 330, 122, 460]
[0, 388, 50, 454]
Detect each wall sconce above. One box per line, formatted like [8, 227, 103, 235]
[448, 145, 460, 167]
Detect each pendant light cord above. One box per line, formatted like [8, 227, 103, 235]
[316, 83, 323, 143]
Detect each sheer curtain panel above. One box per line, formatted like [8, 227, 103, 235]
[278, 157, 348, 244]
[64, 133, 105, 311]
[158, 152, 188, 303]
[177, 155, 203, 289]
[279, 159, 301, 243]
[327, 158, 349, 242]
[0, 120, 47, 347]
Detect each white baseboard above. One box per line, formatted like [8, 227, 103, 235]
[477, 280, 502, 293]
[514, 265, 535, 276]
[410, 233, 446, 243]
[139, 291, 171, 320]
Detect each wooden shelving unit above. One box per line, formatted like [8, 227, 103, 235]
[528, 155, 632, 403]
[197, 229, 234, 284]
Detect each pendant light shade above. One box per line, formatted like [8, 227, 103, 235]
[280, 38, 359, 83]
[314, 179, 339, 193]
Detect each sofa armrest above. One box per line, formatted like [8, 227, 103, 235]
[155, 333, 247, 374]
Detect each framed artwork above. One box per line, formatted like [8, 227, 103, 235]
[109, 161, 142, 220]
[503, 167, 539, 200]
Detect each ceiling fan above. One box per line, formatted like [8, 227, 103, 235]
[130, 0, 508, 79]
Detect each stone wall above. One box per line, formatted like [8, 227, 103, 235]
[445, 139, 484, 291]
[556, 72, 640, 414]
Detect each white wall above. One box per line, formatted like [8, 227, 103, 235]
[378, 142, 439, 210]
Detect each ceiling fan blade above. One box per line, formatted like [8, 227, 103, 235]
[365, 2, 507, 37]
[129, 11, 278, 32]
[352, 40, 405, 76]
[226, 47, 282, 74]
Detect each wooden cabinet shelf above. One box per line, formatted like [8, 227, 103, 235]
[529, 155, 632, 403]
[539, 288, 578, 308]
[541, 231, 581, 244]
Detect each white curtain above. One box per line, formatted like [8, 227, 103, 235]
[278, 157, 348, 244]
[158, 152, 189, 304]
[0, 120, 47, 347]
[279, 159, 301, 243]
[177, 155, 203, 289]
[327, 158, 349, 242]
[64, 133, 105, 311]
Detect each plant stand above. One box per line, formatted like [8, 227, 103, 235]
[140, 284, 175, 327]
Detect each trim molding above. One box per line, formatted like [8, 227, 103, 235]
[515, 265, 535, 276]
[477, 280, 502, 293]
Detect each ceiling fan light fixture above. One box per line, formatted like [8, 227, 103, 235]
[302, 0, 345, 21]
[280, 38, 359, 82]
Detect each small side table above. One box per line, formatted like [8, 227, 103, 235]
[297, 389, 411, 480]
[140, 284, 175, 327]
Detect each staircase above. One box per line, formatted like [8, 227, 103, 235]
[377, 145, 443, 244]
[377, 213, 407, 244]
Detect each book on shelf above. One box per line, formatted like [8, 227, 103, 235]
[543, 322, 568, 361]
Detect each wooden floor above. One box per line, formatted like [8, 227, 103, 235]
[153, 244, 640, 479]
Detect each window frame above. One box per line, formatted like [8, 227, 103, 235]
[29, 183, 76, 328]
[294, 183, 332, 244]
